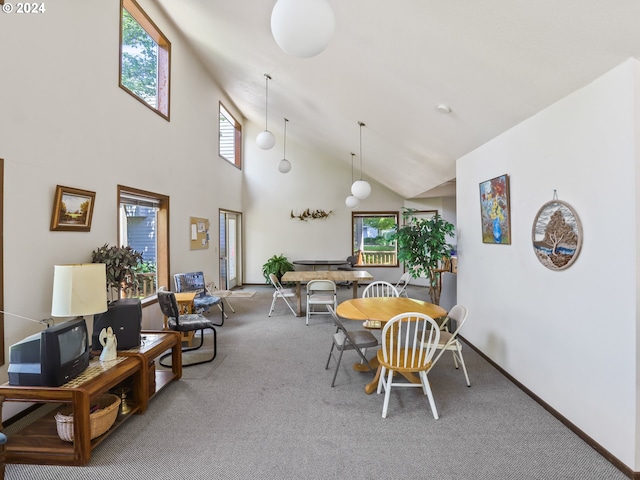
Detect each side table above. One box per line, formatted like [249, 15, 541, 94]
[172, 291, 197, 346]
[0, 331, 182, 466]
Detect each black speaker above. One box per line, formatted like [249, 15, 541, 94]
[92, 298, 142, 351]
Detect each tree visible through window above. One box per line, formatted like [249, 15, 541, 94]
[119, 0, 170, 119]
[351, 212, 399, 267]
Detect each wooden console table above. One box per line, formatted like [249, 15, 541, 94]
[0, 330, 181, 466]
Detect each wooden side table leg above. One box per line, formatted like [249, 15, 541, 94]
[72, 391, 92, 465]
[295, 282, 302, 317]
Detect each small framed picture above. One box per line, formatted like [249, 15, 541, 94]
[50, 185, 96, 232]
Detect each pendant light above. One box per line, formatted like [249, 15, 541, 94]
[351, 121, 371, 200]
[277, 118, 292, 173]
[256, 74, 276, 150]
[271, 0, 335, 58]
[345, 152, 360, 209]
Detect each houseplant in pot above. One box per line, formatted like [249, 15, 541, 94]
[392, 209, 455, 305]
[91, 243, 144, 301]
[262, 254, 294, 284]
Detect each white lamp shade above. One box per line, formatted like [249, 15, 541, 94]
[278, 158, 292, 173]
[51, 263, 108, 317]
[351, 180, 371, 200]
[345, 195, 360, 209]
[256, 130, 276, 150]
[271, 0, 335, 58]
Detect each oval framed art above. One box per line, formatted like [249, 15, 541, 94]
[531, 200, 583, 270]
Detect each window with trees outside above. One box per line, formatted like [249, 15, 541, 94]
[119, 0, 171, 120]
[118, 186, 170, 301]
[352, 211, 399, 267]
[219, 102, 242, 168]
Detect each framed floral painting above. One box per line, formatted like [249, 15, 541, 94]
[479, 174, 511, 244]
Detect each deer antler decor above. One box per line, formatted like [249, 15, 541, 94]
[290, 209, 332, 221]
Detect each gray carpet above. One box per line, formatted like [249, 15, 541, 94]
[5, 285, 628, 479]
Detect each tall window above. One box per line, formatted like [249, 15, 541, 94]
[118, 186, 170, 300]
[119, 0, 171, 120]
[219, 102, 242, 168]
[352, 211, 399, 267]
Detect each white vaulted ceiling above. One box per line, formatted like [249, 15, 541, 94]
[154, 0, 640, 198]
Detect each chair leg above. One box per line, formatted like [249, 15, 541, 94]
[213, 302, 225, 326]
[268, 294, 277, 316]
[159, 328, 217, 368]
[420, 371, 439, 419]
[455, 347, 471, 387]
[381, 369, 393, 418]
[325, 342, 336, 370]
[281, 295, 298, 317]
[377, 366, 387, 394]
[330, 347, 345, 387]
[224, 298, 235, 313]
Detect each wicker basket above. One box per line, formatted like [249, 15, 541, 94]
[55, 393, 121, 442]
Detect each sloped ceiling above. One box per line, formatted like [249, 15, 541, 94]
[154, 0, 640, 198]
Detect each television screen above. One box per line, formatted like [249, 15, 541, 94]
[58, 323, 87, 365]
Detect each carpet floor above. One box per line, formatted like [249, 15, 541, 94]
[4, 285, 628, 480]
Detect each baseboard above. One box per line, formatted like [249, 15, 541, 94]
[461, 336, 637, 480]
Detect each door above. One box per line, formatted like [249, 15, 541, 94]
[219, 210, 241, 289]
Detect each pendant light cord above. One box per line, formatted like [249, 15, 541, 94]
[358, 121, 365, 180]
[350, 152, 355, 183]
[264, 74, 272, 130]
[283, 118, 288, 157]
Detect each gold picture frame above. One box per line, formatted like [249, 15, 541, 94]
[50, 185, 96, 232]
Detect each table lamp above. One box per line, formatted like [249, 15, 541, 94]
[51, 263, 108, 320]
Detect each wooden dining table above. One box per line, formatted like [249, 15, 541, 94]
[336, 296, 447, 394]
[281, 269, 373, 317]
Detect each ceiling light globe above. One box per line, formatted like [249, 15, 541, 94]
[256, 130, 276, 150]
[271, 0, 335, 58]
[351, 180, 371, 200]
[277, 158, 292, 173]
[345, 195, 360, 209]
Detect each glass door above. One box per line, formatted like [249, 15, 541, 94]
[219, 210, 241, 289]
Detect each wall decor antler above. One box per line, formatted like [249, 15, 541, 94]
[290, 208, 333, 221]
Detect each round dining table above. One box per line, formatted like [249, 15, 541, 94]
[336, 297, 447, 394]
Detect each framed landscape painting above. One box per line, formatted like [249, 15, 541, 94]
[50, 185, 96, 232]
[479, 174, 511, 244]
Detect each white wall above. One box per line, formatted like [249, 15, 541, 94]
[242, 121, 405, 285]
[0, 0, 243, 412]
[457, 60, 638, 469]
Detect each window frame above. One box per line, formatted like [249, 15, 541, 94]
[117, 185, 170, 304]
[219, 102, 242, 169]
[351, 211, 399, 268]
[119, 0, 171, 120]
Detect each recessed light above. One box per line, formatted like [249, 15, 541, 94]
[436, 104, 452, 114]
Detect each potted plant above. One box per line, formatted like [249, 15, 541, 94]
[392, 209, 455, 305]
[91, 243, 144, 300]
[262, 254, 294, 283]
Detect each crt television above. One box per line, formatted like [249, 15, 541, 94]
[91, 298, 142, 351]
[8, 318, 90, 387]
